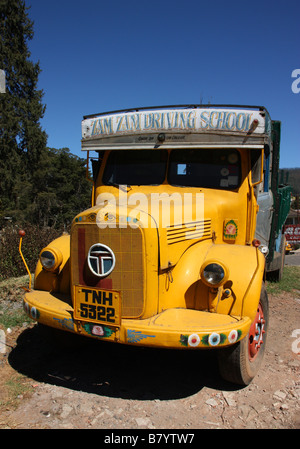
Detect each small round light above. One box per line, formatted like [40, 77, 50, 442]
[203, 263, 225, 285]
[252, 239, 261, 247]
[40, 250, 56, 269]
[157, 133, 165, 142]
[260, 245, 269, 255]
[223, 288, 232, 298]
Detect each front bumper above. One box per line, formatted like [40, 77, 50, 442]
[23, 290, 251, 349]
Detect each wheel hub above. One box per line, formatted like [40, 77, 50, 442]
[248, 302, 266, 361]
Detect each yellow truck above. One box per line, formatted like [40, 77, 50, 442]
[20, 105, 291, 385]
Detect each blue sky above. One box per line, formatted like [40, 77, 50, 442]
[25, 0, 299, 168]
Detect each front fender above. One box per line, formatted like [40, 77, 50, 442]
[160, 242, 265, 321]
[34, 234, 70, 294]
[201, 244, 265, 321]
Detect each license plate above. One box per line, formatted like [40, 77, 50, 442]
[74, 286, 121, 327]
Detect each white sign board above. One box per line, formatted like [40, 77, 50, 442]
[82, 107, 267, 141]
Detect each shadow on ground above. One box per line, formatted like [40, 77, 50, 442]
[8, 324, 240, 400]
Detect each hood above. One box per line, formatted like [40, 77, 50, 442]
[76, 191, 216, 269]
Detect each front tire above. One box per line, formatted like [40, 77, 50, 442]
[217, 283, 269, 385]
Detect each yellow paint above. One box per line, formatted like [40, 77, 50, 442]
[23, 290, 251, 348]
[34, 234, 70, 295]
[19, 141, 266, 351]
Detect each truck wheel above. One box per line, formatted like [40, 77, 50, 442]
[217, 283, 269, 385]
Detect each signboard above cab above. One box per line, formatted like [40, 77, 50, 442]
[81, 105, 271, 151]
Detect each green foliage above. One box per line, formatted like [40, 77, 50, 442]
[0, 223, 62, 280]
[0, 275, 31, 332]
[0, 304, 30, 328]
[10, 147, 92, 228]
[0, 0, 47, 214]
[279, 168, 300, 197]
[266, 266, 300, 295]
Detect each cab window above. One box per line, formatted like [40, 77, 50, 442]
[103, 150, 168, 185]
[168, 148, 241, 189]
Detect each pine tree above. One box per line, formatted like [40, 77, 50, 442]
[27, 148, 92, 228]
[0, 0, 47, 218]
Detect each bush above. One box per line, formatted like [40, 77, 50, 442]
[0, 223, 63, 281]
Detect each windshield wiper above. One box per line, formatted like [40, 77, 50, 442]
[106, 182, 132, 192]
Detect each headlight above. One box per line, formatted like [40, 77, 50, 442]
[200, 261, 229, 287]
[40, 247, 63, 271]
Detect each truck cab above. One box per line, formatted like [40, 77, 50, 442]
[21, 105, 290, 385]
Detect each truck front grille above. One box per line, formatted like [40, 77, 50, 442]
[71, 224, 144, 318]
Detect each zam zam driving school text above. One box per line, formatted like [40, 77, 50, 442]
[104, 432, 195, 446]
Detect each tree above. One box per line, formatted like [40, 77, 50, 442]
[0, 2, 91, 229]
[26, 147, 92, 228]
[279, 168, 300, 197]
[0, 0, 47, 217]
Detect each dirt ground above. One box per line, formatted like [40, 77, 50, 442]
[0, 290, 299, 430]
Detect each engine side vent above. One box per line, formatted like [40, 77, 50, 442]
[166, 219, 212, 245]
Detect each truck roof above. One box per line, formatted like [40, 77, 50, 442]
[81, 104, 272, 151]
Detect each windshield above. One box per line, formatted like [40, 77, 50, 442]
[168, 148, 241, 189]
[103, 150, 167, 186]
[103, 148, 241, 189]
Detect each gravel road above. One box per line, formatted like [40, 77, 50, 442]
[0, 290, 299, 430]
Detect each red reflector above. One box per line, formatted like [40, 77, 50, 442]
[252, 239, 261, 247]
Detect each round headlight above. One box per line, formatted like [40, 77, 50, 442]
[40, 248, 62, 271]
[40, 250, 55, 269]
[201, 261, 229, 287]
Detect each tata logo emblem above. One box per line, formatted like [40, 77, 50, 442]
[87, 244, 115, 277]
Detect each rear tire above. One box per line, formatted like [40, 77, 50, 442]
[217, 283, 269, 385]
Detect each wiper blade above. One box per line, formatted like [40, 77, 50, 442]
[106, 182, 132, 192]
